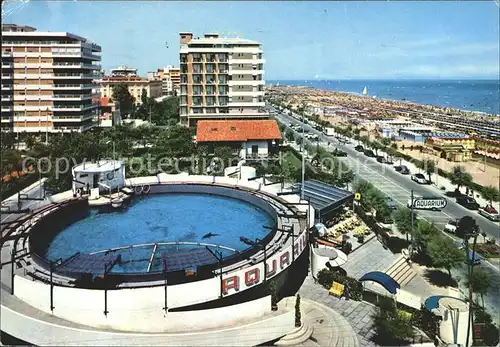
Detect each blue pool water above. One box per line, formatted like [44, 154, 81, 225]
[45, 193, 274, 272]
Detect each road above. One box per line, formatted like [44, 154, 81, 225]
[269, 104, 500, 323]
[269, 105, 499, 241]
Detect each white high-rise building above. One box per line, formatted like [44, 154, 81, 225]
[1, 24, 101, 133]
[179, 32, 266, 127]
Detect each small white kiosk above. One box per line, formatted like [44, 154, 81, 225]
[72, 160, 128, 206]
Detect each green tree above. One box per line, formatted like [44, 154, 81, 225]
[449, 165, 472, 190]
[373, 301, 414, 344]
[481, 185, 500, 207]
[418, 159, 436, 183]
[413, 220, 439, 253]
[427, 234, 464, 276]
[0, 131, 15, 151]
[285, 130, 295, 142]
[140, 88, 148, 106]
[393, 207, 412, 236]
[381, 137, 391, 147]
[466, 268, 492, 308]
[112, 83, 135, 118]
[455, 215, 479, 239]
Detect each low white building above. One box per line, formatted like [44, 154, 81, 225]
[72, 160, 125, 194]
[196, 120, 282, 160]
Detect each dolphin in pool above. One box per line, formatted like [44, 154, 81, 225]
[202, 232, 219, 239]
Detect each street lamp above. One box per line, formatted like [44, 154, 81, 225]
[461, 216, 480, 347]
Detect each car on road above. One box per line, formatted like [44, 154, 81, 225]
[444, 219, 458, 233]
[331, 149, 348, 157]
[376, 156, 387, 163]
[354, 145, 364, 152]
[385, 196, 398, 210]
[456, 195, 480, 210]
[411, 173, 428, 184]
[478, 206, 500, 221]
[400, 165, 410, 174]
[364, 149, 375, 157]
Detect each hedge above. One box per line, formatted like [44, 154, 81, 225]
[0, 173, 40, 201]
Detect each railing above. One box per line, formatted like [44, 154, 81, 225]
[3, 40, 79, 45]
[53, 84, 94, 88]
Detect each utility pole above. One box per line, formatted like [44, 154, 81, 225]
[301, 119, 305, 200]
[464, 219, 479, 347]
[410, 190, 414, 254]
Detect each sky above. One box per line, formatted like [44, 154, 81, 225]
[3, 0, 500, 80]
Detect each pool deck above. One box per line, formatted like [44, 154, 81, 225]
[0, 175, 316, 344]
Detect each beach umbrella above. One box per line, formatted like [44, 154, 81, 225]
[326, 249, 348, 268]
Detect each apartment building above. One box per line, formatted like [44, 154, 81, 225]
[98, 66, 162, 106]
[179, 32, 267, 127]
[149, 66, 181, 96]
[1, 24, 101, 133]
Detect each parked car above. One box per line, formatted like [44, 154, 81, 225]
[456, 195, 480, 210]
[376, 156, 387, 163]
[411, 173, 428, 184]
[399, 165, 410, 174]
[364, 149, 375, 157]
[394, 165, 403, 172]
[385, 196, 398, 210]
[331, 149, 348, 157]
[354, 145, 364, 152]
[444, 219, 458, 233]
[478, 205, 500, 221]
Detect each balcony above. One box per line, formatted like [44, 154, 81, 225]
[228, 101, 266, 107]
[228, 80, 265, 86]
[1, 62, 13, 68]
[228, 69, 264, 75]
[228, 58, 266, 65]
[1, 95, 13, 101]
[1, 74, 13, 79]
[52, 103, 98, 111]
[228, 90, 265, 97]
[1, 106, 13, 112]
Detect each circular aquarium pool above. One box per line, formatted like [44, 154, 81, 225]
[41, 191, 276, 274]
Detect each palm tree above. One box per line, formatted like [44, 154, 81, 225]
[449, 165, 472, 191]
[466, 268, 492, 308]
[481, 186, 500, 207]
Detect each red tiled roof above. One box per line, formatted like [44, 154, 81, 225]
[196, 120, 282, 142]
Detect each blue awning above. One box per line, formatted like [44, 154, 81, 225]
[424, 295, 467, 311]
[359, 271, 400, 294]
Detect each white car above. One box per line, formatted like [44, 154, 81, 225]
[444, 219, 458, 233]
[411, 173, 428, 184]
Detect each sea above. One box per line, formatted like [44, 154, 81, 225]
[267, 80, 500, 116]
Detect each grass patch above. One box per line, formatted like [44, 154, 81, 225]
[282, 150, 301, 169]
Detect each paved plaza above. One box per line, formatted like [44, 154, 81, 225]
[299, 275, 378, 347]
